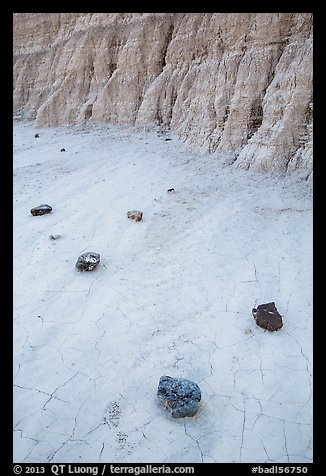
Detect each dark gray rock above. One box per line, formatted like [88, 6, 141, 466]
[34, 133, 39, 138]
[167, 188, 175, 193]
[127, 210, 143, 221]
[252, 302, 283, 331]
[76, 252, 100, 271]
[157, 375, 201, 418]
[30, 204, 52, 216]
[60, 148, 66, 152]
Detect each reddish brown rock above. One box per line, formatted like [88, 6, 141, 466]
[252, 302, 283, 332]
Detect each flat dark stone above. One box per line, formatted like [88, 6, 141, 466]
[167, 188, 175, 193]
[76, 252, 100, 271]
[157, 376, 201, 418]
[30, 204, 52, 216]
[252, 302, 283, 331]
[165, 138, 172, 141]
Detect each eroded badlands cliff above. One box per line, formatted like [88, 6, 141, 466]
[13, 13, 313, 176]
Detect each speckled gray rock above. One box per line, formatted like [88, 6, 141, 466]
[76, 252, 100, 271]
[252, 302, 283, 331]
[157, 376, 201, 418]
[127, 210, 143, 221]
[30, 204, 52, 216]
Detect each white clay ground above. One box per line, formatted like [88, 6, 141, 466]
[13, 120, 313, 463]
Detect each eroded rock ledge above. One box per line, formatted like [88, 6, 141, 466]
[13, 13, 313, 178]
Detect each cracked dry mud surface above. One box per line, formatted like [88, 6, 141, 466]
[13, 121, 312, 463]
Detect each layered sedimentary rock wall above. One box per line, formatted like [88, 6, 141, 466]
[13, 13, 313, 176]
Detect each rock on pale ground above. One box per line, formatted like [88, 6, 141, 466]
[30, 204, 52, 216]
[157, 376, 201, 418]
[127, 210, 143, 221]
[76, 252, 101, 271]
[252, 302, 283, 332]
[13, 121, 312, 463]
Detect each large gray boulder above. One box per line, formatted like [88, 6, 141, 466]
[157, 376, 201, 418]
[127, 210, 143, 221]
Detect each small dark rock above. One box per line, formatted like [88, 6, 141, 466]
[34, 133, 39, 138]
[157, 376, 201, 418]
[252, 302, 283, 331]
[127, 210, 143, 221]
[165, 138, 172, 141]
[30, 204, 52, 216]
[75, 252, 101, 271]
[60, 148, 66, 152]
[167, 188, 175, 193]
